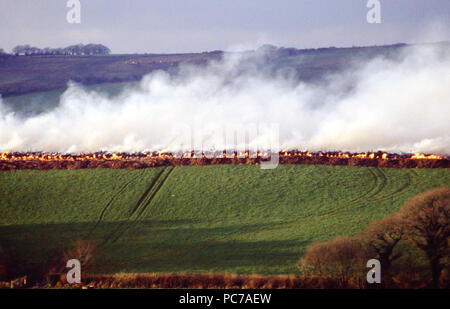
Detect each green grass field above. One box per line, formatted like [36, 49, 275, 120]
[0, 165, 448, 275]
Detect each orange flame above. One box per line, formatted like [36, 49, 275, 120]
[410, 153, 442, 160]
[0, 151, 445, 162]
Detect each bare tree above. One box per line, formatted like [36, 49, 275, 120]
[399, 187, 450, 288]
[63, 240, 99, 273]
[361, 213, 407, 279]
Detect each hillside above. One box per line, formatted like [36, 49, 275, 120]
[0, 43, 425, 98]
[0, 164, 448, 276]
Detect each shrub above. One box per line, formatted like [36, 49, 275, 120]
[298, 236, 368, 287]
[398, 187, 450, 287]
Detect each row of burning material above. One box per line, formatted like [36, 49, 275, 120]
[0, 151, 444, 162]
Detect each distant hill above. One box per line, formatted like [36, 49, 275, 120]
[0, 42, 448, 98]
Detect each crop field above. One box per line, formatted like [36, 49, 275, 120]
[0, 165, 448, 275]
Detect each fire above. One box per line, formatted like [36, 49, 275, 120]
[0, 151, 446, 162]
[410, 153, 442, 160]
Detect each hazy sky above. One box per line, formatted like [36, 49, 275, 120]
[1, 0, 449, 53]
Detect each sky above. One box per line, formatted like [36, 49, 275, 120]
[0, 0, 449, 54]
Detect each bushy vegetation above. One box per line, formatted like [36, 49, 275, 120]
[11, 43, 110, 56]
[298, 187, 449, 288]
[49, 273, 366, 289]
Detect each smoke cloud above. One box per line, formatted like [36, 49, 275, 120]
[0, 44, 449, 154]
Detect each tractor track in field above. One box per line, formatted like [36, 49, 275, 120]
[337, 168, 380, 206]
[365, 167, 388, 200]
[333, 167, 389, 214]
[369, 170, 414, 203]
[86, 173, 142, 239]
[318, 168, 418, 221]
[99, 166, 175, 247]
[308, 167, 388, 220]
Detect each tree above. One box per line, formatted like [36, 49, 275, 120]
[63, 240, 99, 273]
[399, 187, 450, 287]
[81, 44, 94, 55]
[96, 44, 111, 55]
[51, 48, 64, 56]
[361, 213, 407, 279]
[12, 44, 30, 56]
[298, 236, 367, 286]
[10, 43, 111, 56]
[82, 43, 110, 55]
[64, 44, 84, 56]
[41, 47, 52, 55]
[28, 47, 42, 56]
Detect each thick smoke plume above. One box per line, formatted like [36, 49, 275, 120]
[0, 45, 449, 154]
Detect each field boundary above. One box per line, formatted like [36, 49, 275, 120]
[46, 272, 429, 289]
[1, 152, 448, 170]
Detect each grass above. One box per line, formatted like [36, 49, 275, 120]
[0, 165, 448, 275]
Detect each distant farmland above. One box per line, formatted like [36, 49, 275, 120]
[0, 42, 420, 98]
[0, 165, 448, 275]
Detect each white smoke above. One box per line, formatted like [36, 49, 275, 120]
[0, 44, 449, 154]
